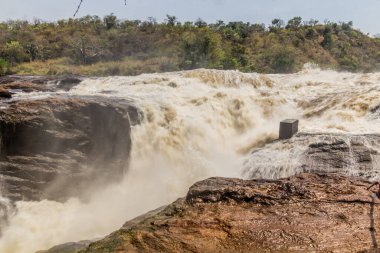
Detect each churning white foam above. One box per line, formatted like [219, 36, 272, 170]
[1, 67, 380, 252]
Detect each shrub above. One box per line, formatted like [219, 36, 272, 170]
[0, 58, 10, 76]
[3, 41, 28, 64]
[341, 21, 353, 31]
[181, 30, 224, 69]
[339, 56, 360, 72]
[258, 47, 297, 73]
[306, 28, 316, 39]
[271, 49, 296, 73]
[321, 29, 333, 49]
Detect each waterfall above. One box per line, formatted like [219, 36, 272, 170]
[1, 67, 380, 252]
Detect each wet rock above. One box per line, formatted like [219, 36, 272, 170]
[0, 75, 55, 86]
[0, 76, 21, 85]
[81, 173, 379, 253]
[0, 88, 11, 99]
[1, 82, 53, 93]
[0, 96, 142, 201]
[56, 76, 83, 91]
[243, 133, 380, 180]
[304, 135, 377, 172]
[0, 75, 83, 92]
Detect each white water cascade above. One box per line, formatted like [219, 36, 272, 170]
[1, 66, 380, 252]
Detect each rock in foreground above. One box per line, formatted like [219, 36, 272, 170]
[81, 173, 380, 253]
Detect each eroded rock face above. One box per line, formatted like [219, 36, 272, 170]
[80, 173, 380, 253]
[0, 96, 141, 201]
[243, 133, 380, 180]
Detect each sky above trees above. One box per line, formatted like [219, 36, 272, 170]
[0, 0, 379, 34]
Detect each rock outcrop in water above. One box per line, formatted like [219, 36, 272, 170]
[77, 173, 379, 253]
[0, 76, 142, 202]
[243, 133, 380, 180]
[0, 75, 83, 91]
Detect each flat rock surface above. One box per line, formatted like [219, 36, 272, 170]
[81, 173, 380, 253]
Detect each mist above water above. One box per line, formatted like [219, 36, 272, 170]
[2, 66, 380, 252]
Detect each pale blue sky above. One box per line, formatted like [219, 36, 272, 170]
[0, 0, 379, 34]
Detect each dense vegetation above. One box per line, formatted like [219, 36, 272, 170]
[0, 15, 380, 76]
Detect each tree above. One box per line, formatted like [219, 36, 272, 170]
[0, 58, 9, 76]
[271, 48, 296, 73]
[195, 18, 207, 28]
[305, 28, 316, 39]
[2, 41, 27, 64]
[305, 19, 319, 26]
[286, 17, 302, 29]
[165, 15, 177, 26]
[103, 13, 118, 30]
[271, 19, 284, 29]
[69, 33, 107, 64]
[181, 30, 224, 69]
[25, 43, 39, 61]
[341, 21, 353, 31]
[213, 20, 225, 30]
[321, 26, 333, 49]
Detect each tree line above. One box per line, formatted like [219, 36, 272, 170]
[0, 15, 379, 76]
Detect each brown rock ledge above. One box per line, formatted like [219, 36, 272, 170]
[77, 173, 380, 253]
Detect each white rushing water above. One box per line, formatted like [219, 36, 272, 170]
[1, 66, 380, 252]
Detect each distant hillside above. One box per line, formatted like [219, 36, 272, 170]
[0, 15, 380, 76]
